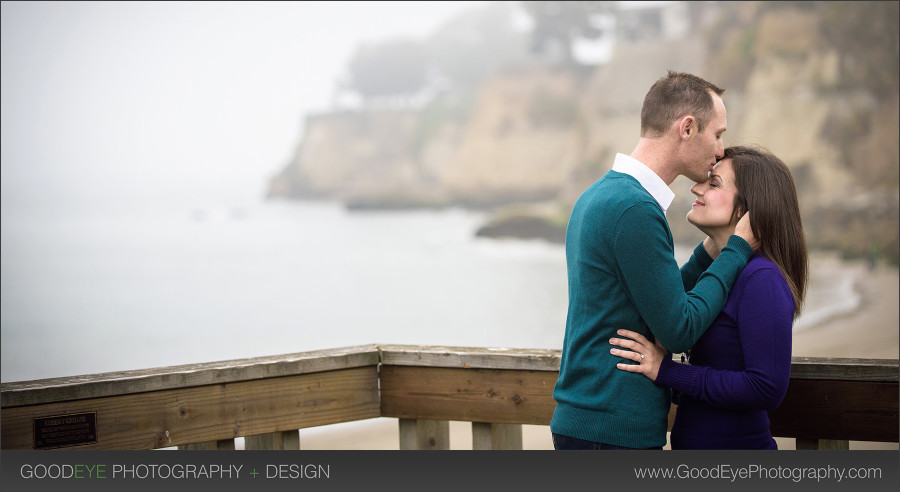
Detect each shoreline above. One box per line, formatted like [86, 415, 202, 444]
[792, 257, 898, 359]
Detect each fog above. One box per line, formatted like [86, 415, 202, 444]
[1, 1, 488, 210]
[4, 1, 893, 383]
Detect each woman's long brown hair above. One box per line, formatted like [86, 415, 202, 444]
[726, 145, 809, 318]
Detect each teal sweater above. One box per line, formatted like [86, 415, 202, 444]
[551, 171, 754, 449]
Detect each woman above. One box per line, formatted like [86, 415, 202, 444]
[609, 145, 808, 449]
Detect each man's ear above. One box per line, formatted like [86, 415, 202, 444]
[679, 115, 695, 140]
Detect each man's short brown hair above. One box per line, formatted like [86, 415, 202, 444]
[640, 71, 725, 137]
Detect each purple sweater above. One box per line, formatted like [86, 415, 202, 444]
[656, 254, 794, 449]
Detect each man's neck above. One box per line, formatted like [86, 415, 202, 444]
[631, 137, 677, 185]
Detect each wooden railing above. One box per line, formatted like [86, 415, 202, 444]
[1, 345, 897, 450]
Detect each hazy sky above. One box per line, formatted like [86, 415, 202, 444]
[1, 1, 490, 209]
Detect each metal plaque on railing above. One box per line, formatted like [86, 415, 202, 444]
[33, 412, 97, 449]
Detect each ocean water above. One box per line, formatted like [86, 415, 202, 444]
[1, 199, 571, 382]
[0, 199, 857, 383]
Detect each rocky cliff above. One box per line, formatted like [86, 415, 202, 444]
[268, 2, 898, 263]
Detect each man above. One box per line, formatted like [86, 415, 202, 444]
[550, 71, 757, 450]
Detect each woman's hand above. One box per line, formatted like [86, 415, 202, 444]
[609, 329, 667, 382]
[734, 211, 759, 251]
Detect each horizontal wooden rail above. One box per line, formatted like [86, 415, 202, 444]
[1, 345, 382, 450]
[380, 347, 900, 449]
[1, 345, 897, 450]
[0, 344, 381, 408]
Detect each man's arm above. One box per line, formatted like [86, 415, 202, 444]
[613, 202, 753, 353]
[680, 241, 714, 292]
[681, 213, 757, 291]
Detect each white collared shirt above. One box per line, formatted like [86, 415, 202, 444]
[611, 153, 675, 213]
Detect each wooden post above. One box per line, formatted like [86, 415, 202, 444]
[796, 438, 850, 450]
[283, 429, 300, 450]
[399, 419, 449, 450]
[244, 430, 300, 450]
[472, 422, 522, 450]
[178, 439, 235, 450]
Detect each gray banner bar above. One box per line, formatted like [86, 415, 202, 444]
[2, 450, 898, 492]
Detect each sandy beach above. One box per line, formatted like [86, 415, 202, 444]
[792, 257, 899, 360]
[260, 256, 899, 451]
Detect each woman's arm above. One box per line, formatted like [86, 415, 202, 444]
[612, 267, 794, 411]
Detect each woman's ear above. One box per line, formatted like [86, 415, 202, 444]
[733, 194, 747, 221]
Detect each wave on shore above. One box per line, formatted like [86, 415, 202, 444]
[793, 255, 863, 333]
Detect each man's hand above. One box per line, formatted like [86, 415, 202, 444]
[735, 211, 759, 250]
